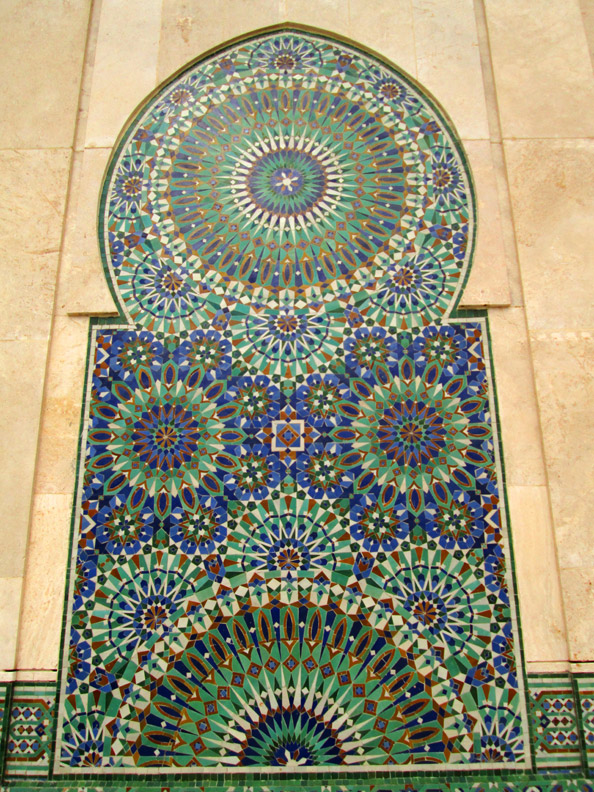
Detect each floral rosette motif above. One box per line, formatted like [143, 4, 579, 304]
[86, 352, 248, 518]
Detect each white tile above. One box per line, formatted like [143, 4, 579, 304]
[0, 340, 50, 577]
[489, 308, 547, 486]
[505, 139, 594, 331]
[58, 147, 118, 316]
[0, 578, 23, 670]
[0, 149, 71, 339]
[560, 566, 594, 661]
[0, 0, 91, 148]
[33, 317, 90, 496]
[85, 0, 163, 148]
[413, 0, 490, 139]
[16, 494, 72, 671]
[460, 140, 510, 306]
[508, 486, 568, 663]
[349, 0, 416, 78]
[529, 330, 594, 569]
[485, 0, 594, 138]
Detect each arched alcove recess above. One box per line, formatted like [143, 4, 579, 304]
[54, 25, 530, 775]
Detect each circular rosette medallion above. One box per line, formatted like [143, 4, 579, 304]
[223, 492, 352, 590]
[103, 31, 474, 327]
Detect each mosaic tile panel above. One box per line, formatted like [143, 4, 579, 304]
[528, 675, 581, 772]
[54, 29, 530, 775]
[2, 783, 594, 792]
[3, 684, 55, 778]
[3, 679, 594, 783]
[576, 675, 594, 774]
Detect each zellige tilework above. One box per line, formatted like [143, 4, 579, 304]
[528, 675, 581, 772]
[54, 29, 530, 774]
[2, 782, 594, 792]
[3, 684, 55, 778]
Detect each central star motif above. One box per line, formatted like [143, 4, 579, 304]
[271, 419, 305, 451]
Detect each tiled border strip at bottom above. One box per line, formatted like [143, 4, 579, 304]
[2, 684, 55, 779]
[1, 780, 594, 792]
[2, 675, 594, 782]
[529, 674, 583, 772]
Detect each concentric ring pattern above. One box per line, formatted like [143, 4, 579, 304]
[105, 31, 473, 329]
[55, 30, 529, 774]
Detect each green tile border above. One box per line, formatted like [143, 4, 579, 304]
[0, 682, 13, 782]
[6, 674, 594, 784]
[478, 309, 534, 770]
[574, 674, 594, 777]
[2, 777, 594, 792]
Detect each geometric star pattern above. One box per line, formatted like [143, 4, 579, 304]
[54, 28, 531, 774]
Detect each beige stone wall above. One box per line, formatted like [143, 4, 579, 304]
[1, 0, 592, 679]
